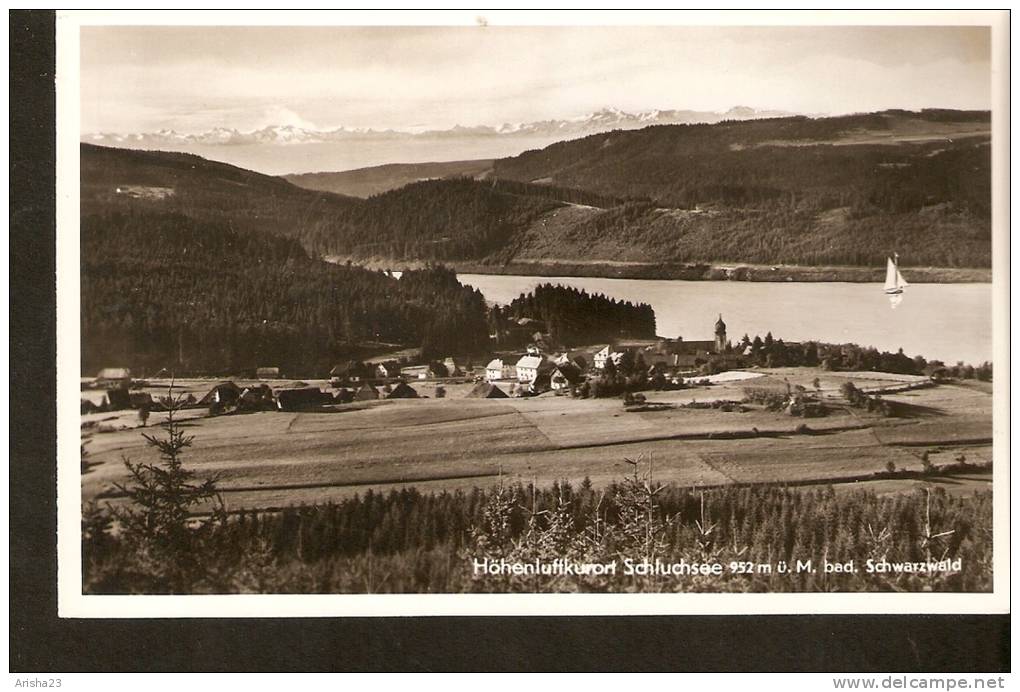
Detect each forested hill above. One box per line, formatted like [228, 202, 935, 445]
[488, 109, 991, 268]
[493, 109, 990, 208]
[503, 284, 656, 346]
[81, 211, 491, 375]
[82, 144, 599, 261]
[285, 159, 495, 198]
[85, 107, 993, 272]
[81, 143, 361, 251]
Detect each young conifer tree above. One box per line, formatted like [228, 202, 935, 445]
[110, 381, 224, 591]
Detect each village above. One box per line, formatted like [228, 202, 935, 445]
[79, 299, 994, 518]
[59, 17, 1000, 607]
[81, 315, 753, 414]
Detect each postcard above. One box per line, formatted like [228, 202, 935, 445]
[57, 10, 1010, 617]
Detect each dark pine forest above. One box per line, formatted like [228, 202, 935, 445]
[81, 211, 491, 375]
[504, 283, 656, 345]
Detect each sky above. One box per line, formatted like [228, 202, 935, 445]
[80, 24, 992, 134]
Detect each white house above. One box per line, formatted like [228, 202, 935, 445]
[515, 355, 545, 384]
[401, 365, 434, 380]
[593, 346, 612, 370]
[485, 358, 516, 382]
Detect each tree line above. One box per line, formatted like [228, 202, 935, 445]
[83, 465, 992, 594]
[301, 178, 561, 260]
[498, 283, 656, 346]
[81, 211, 490, 375]
[733, 332, 992, 380]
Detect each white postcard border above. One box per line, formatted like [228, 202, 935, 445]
[54, 9, 1011, 618]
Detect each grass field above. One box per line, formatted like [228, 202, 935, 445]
[81, 368, 993, 512]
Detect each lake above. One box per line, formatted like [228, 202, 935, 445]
[453, 274, 993, 365]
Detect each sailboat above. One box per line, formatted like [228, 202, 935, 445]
[884, 253, 909, 308]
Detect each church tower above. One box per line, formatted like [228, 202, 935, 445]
[714, 314, 728, 353]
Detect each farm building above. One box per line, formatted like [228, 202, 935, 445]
[401, 364, 435, 380]
[549, 363, 583, 391]
[466, 382, 509, 399]
[198, 381, 242, 407]
[485, 358, 517, 382]
[330, 361, 370, 386]
[353, 384, 380, 401]
[276, 387, 329, 411]
[256, 367, 281, 379]
[374, 361, 402, 379]
[96, 367, 131, 388]
[442, 357, 464, 377]
[515, 355, 546, 384]
[555, 348, 595, 371]
[237, 385, 275, 411]
[386, 382, 419, 399]
[593, 346, 612, 370]
[529, 361, 561, 391]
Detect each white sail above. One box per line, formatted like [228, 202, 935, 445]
[896, 269, 909, 289]
[884, 255, 907, 306]
[884, 258, 899, 292]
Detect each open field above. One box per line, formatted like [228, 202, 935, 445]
[81, 369, 993, 512]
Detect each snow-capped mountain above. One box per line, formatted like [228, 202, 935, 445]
[83, 106, 795, 147]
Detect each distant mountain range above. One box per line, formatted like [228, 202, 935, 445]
[83, 106, 796, 147]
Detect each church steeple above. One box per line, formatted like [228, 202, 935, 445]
[714, 314, 728, 353]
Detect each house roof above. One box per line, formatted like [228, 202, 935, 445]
[386, 382, 418, 399]
[675, 340, 716, 354]
[197, 381, 242, 405]
[516, 355, 544, 369]
[486, 358, 504, 369]
[552, 363, 583, 384]
[466, 382, 509, 398]
[330, 361, 365, 376]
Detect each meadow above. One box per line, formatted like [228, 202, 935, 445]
[82, 368, 992, 513]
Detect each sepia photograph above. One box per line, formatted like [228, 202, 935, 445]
[58, 11, 1008, 611]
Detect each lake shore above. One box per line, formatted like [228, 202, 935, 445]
[329, 257, 991, 284]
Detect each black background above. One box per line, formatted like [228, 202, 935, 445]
[9, 10, 1009, 673]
